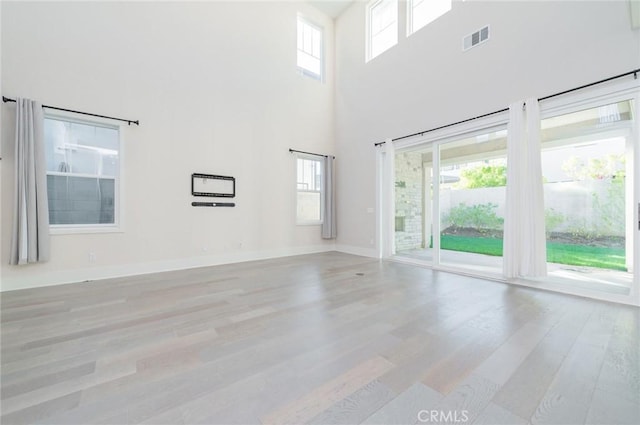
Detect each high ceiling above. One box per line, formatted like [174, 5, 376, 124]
[307, 1, 354, 19]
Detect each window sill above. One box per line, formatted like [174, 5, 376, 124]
[297, 68, 322, 82]
[50, 225, 123, 235]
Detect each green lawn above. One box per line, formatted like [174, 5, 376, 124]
[438, 235, 626, 271]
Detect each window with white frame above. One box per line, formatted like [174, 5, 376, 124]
[367, 0, 398, 61]
[407, 0, 451, 36]
[44, 116, 120, 229]
[296, 156, 324, 224]
[297, 17, 323, 80]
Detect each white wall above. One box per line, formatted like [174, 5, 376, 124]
[334, 0, 640, 253]
[0, 1, 336, 290]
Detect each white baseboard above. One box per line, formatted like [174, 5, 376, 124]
[0, 244, 335, 292]
[334, 244, 380, 259]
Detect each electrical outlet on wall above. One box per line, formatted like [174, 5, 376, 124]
[88, 252, 96, 262]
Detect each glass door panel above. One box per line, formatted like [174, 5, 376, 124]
[438, 128, 507, 274]
[394, 147, 433, 263]
[540, 100, 634, 295]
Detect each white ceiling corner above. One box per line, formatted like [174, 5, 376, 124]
[307, 1, 355, 19]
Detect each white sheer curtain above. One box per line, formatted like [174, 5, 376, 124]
[382, 139, 395, 257]
[503, 98, 547, 278]
[10, 98, 50, 265]
[322, 155, 337, 239]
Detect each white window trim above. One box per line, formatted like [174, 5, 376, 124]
[44, 112, 124, 235]
[407, 0, 452, 37]
[406, 0, 421, 36]
[295, 153, 325, 226]
[366, 0, 399, 62]
[297, 15, 324, 82]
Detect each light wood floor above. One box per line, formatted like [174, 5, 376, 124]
[1, 252, 638, 425]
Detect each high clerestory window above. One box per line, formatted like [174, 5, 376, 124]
[297, 16, 323, 80]
[366, 0, 398, 61]
[407, 0, 452, 36]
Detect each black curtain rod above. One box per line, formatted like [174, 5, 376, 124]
[375, 108, 508, 146]
[374, 68, 639, 147]
[2, 96, 139, 126]
[289, 148, 335, 159]
[539, 68, 638, 102]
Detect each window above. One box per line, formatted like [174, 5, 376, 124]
[407, 0, 451, 36]
[44, 116, 120, 230]
[367, 0, 398, 61]
[296, 156, 323, 224]
[297, 17, 323, 80]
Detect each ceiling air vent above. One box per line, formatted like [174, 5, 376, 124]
[463, 25, 489, 51]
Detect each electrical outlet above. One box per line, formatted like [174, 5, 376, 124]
[88, 252, 96, 262]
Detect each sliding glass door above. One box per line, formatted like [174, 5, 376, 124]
[393, 127, 508, 275]
[387, 92, 637, 302]
[438, 128, 507, 274]
[539, 99, 635, 296]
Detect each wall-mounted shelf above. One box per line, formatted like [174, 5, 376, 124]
[192, 202, 235, 207]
